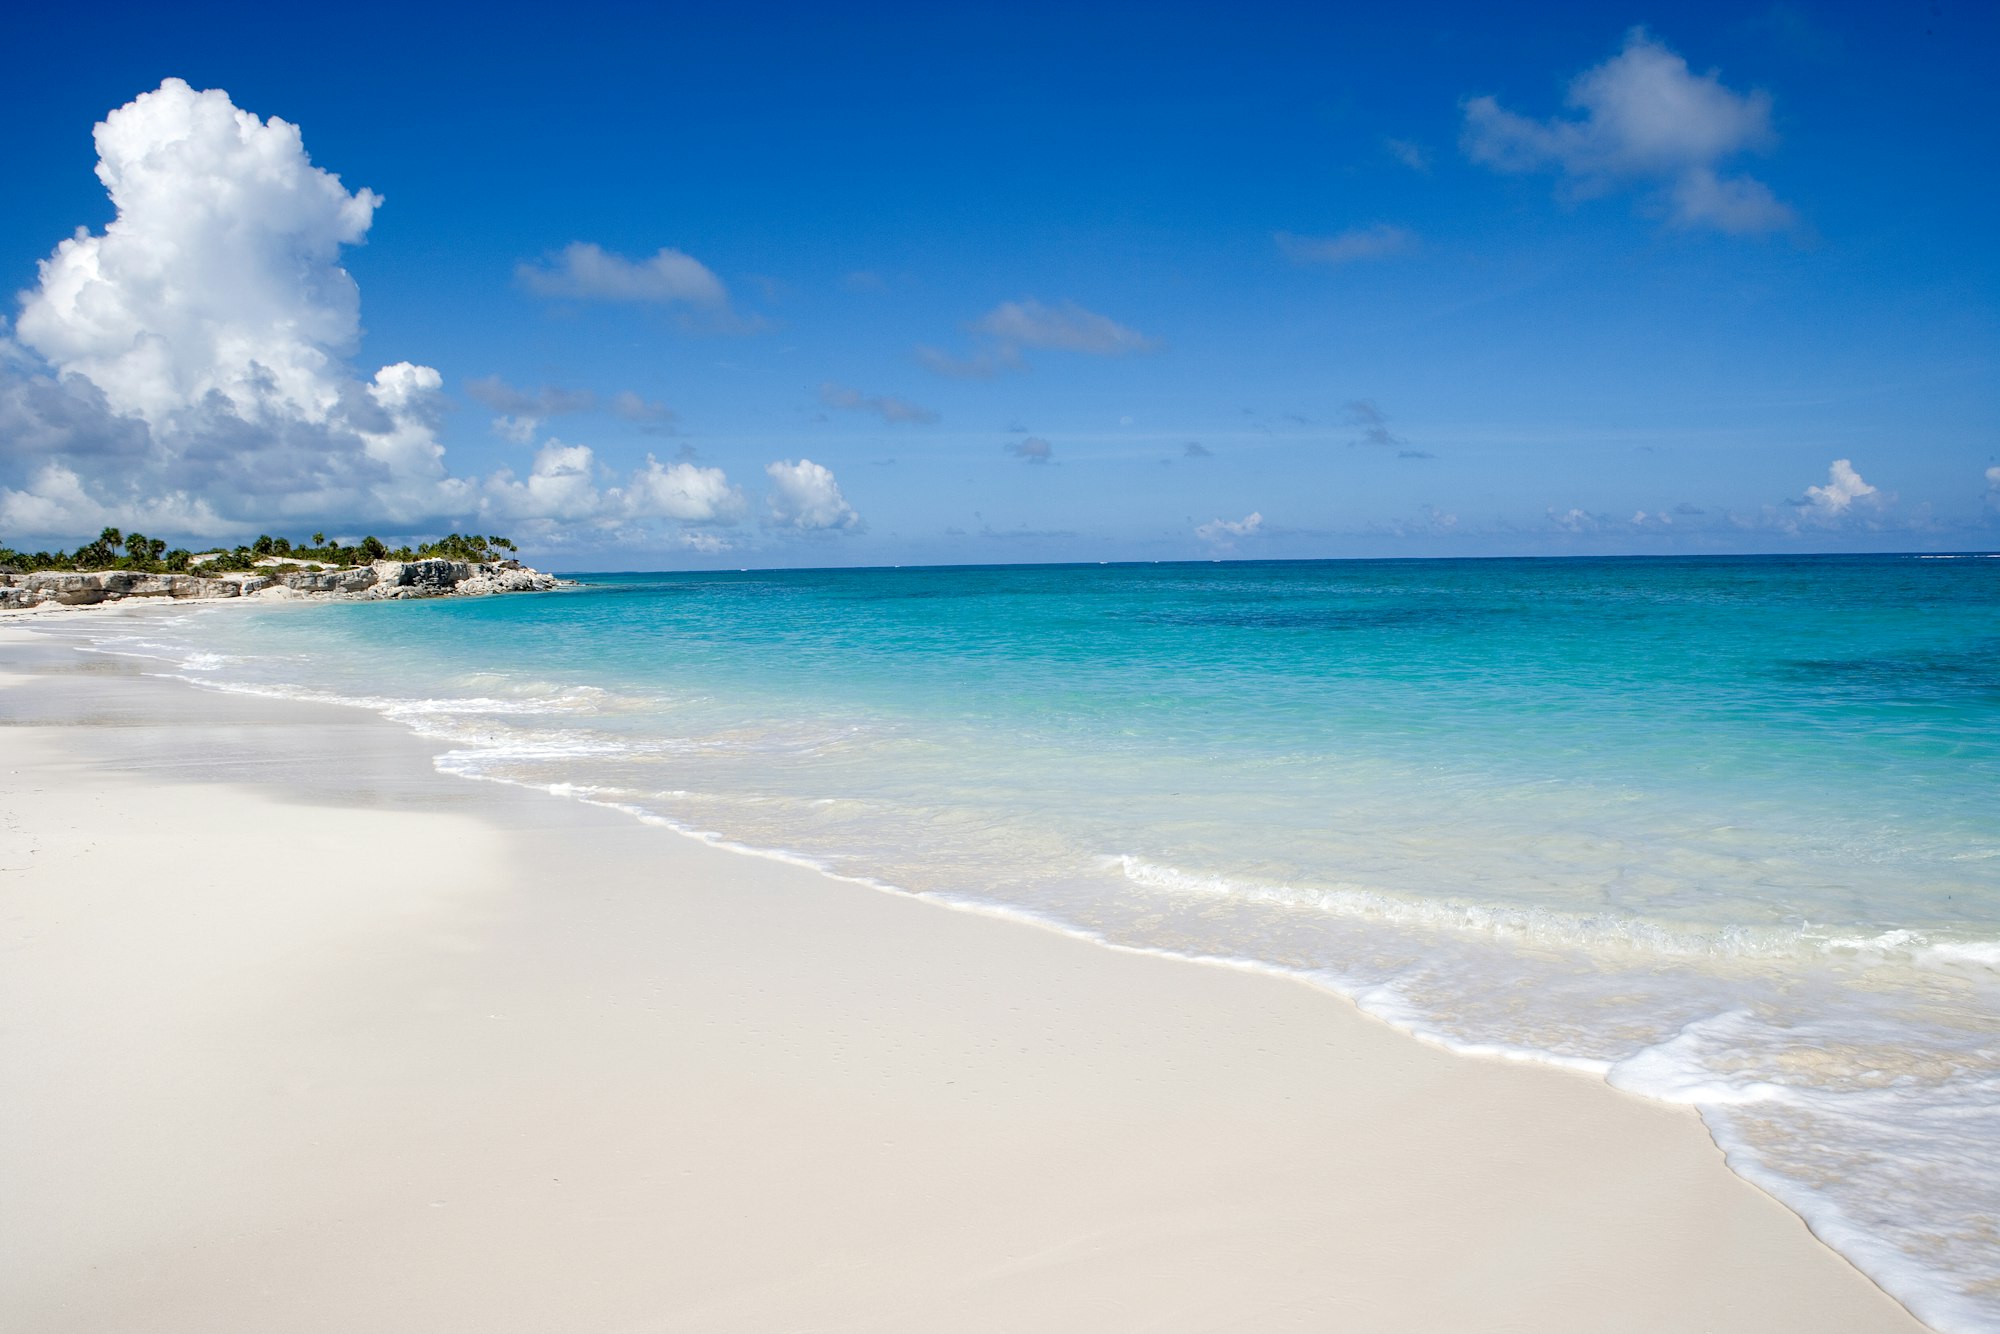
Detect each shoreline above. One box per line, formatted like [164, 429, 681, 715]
[0, 611, 1930, 1331]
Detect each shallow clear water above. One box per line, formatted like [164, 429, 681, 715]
[66, 554, 2000, 1330]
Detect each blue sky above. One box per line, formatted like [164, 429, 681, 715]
[1, 0, 1994, 566]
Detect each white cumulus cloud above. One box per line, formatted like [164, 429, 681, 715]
[1462, 29, 1794, 233]
[15, 80, 380, 426]
[480, 442, 604, 523]
[764, 459, 860, 531]
[1196, 511, 1263, 550]
[617, 455, 744, 523]
[1805, 458, 1878, 518]
[0, 79, 760, 553]
[0, 461, 227, 540]
[1, 78, 470, 536]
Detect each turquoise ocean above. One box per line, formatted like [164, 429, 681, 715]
[72, 554, 2000, 1330]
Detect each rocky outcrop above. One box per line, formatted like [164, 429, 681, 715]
[453, 566, 567, 596]
[0, 560, 571, 612]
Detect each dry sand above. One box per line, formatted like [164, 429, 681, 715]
[0, 622, 1927, 1331]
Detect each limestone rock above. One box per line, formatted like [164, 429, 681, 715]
[456, 567, 564, 595]
[23, 573, 107, 605]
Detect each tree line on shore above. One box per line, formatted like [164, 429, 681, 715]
[0, 528, 519, 574]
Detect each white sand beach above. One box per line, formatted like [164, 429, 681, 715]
[0, 617, 1927, 1332]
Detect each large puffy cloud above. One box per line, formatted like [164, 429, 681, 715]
[474, 445, 744, 537]
[479, 442, 602, 523]
[1462, 30, 1794, 234]
[0, 80, 818, 553]
[16, 81, 379, 425]
[1, 79, 468, 537]
[764, 459, 860, 531]
[617, 455, 745, 523]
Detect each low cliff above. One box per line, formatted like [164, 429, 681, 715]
[0, 558, 572, 610]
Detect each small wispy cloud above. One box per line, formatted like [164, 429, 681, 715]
[914, 345, 1017, 379]
[466, 376, 595, 417]
[1276, 224, 1416, 266]
[1549, 506, 1606, 533]
[1345, 399, 1407, 448]
[1385, 138, 1431, 172]
[517, 242, 728, 305]
[974, 299, 1158, 356]
[920, 298, 1158, 378]
[466, 375, 598, 443]
[1183, 441, 1212, 458]
[610, 390, 677, 433]
[1006, 436, 1054, 464]
[818, 381, 939, 425]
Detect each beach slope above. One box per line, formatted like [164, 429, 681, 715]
[0, 625, 1925, 1332]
